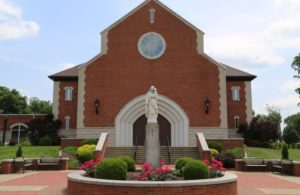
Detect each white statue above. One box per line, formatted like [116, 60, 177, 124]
[145, 86, 158, 123]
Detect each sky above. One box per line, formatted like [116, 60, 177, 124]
[0, 0, 299, 123]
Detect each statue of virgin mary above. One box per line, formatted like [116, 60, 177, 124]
[145, 86, 158, 123]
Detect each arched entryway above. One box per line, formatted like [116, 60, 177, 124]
[133, 114, 171, 146]
[115, 94, 189, 146]
[10, 123, 28, 144]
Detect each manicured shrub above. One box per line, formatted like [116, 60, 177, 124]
[117, 156, 136, 172]
[210, 148, 219, 157]
[175, 157, 193, 172]
[183, 160, 209, 180]
[77, 144, 96, 155]
[95, 158, 127, 180]
[16, 146, 23, 157]
[282, 143, 289, 159]
[207, 141, 223, 152]
[215, 152, 236, 168]
[78, 152, 94, 163]
[80, 139, 98, 146]
[227, 147, 244, 159]
[39, 135, 52, 146]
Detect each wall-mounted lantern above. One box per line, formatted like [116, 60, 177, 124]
[204, 98, 211, 114]
[94, 98, 100, 114]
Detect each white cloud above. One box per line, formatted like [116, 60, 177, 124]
[268, 95, 299, 114]
[0, 0, 39, 40]
[274, 0, 300, 10]
[280, 80, 300, 92]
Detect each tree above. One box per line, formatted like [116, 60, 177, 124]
[284, 113, 300, 136]
[26, 114, 61, 145]
[0, 86, 28, 114]
[283, 128, 299, 145]
[291, 53, 300, 104]
[28, 97, 52, 114]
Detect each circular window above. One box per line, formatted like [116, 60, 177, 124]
[138, 32, 166, 60]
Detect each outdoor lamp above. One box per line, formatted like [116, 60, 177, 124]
[204, 98, 211, 114]
[94, 98, 100, 114]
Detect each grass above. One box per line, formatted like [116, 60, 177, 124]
[247, 147, 300, 161]
[0, 146, 60, 160]
[64, 146, 78, 156]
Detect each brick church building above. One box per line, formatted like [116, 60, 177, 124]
[49, 0, 256, 147]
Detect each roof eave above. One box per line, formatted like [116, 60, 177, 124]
[226, 76, 256, 81]
[48, 76, 78, 81]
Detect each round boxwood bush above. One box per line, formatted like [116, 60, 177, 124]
[183, 160, 209, 180]
[77, 144, 96, 155]
[207, 141, 223, 153]
[210, 148, 219, 157]
[39, 135, 52, 146]
[175, 157, 193, 172]
[95, 158, 127, 180]
[215, 152, 236, 168]
[78, 152, 94, 163]
[117, 156, 136, 172]
[80, 139, 98, 146]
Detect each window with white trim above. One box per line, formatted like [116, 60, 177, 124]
[64, 87, 73, 101]
[234, 116, 240, 129]
[149, 8, 156, 23]
[231, 86, 240, 101]
[65, 116, 71, 130]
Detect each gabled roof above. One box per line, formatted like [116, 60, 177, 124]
[49, 63, 256, 81]
[101, 0, 204, 35]
[48, 64, 82, 81]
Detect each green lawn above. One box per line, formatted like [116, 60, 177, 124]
[247, 147, 300, 161]
[0, 146, 60, 160]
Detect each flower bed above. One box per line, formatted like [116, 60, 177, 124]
[68, 171, 237, 195]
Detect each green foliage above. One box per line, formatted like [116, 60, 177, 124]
[28, 97, 52, 114]
[63, 146, 78, 156]
[292, 53, 300, 102]
[117, 156, 136, 172]
[77, 144, 96, 155]
[39, 135, 52, 146]
[80, 139, 98, 146]
[282, 144, 289, 159]
[69, 159, 80, 169]
[207, 141, 223, 152]
[95, 158, 127, 180]
[19, 140, 31, 146]
[175, 157, 193, 173]
[78, 152, 94, 163]
[0, 86, 28, 114]
[183, 160, 209, 180]
[283, 128, 299, 144]
[210, 148, 219, 157]
[26, 114, 61, 145]
[0, 86, 51, 114]
[215, 152, 236, 168]
[15, 146, 23, 157]
[227, 147, 245, 159]
[284, 113, 300, 137]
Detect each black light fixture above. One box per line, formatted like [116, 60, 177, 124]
[94, 98, 100, 114]
[204, 98, 211, 114]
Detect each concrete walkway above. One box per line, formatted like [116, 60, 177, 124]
[0, 171, 299, 194]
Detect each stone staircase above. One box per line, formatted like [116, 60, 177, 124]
[105, 146, 200, 164]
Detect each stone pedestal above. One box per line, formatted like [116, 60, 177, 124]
[144, 123, 160, 168]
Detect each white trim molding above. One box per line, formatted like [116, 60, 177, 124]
[52, 81, 60, 119]
[244, 81, 253, 124]
[77, 66, 86, 129]
[115, 94, 189, 147]
[218, 66, 228, 128]
[10, 123, 28, 129]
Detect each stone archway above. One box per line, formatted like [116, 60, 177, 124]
[115, 94, 189, 146]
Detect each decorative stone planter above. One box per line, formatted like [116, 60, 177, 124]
[68, 171, 238, 195]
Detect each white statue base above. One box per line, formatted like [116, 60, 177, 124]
[144, 123, 160, 168]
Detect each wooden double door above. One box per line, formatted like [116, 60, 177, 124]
[133, 114, 171, 146]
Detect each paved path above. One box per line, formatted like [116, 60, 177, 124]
[0, 171, 300, 194]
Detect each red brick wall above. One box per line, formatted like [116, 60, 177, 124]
[84, 1, 221, 127]
[61, 138, 85, 149]
[68, 180, 237, 195]
[226, 81, 247, 128]
[207, 139, 244, 149]
[0, 115, 46, 131]
[58, 81, 78, 129]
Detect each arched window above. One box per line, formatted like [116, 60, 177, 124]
[65, 116, 71, 130]
[10, 123, 28, 144]
[234, 116, 240, 129]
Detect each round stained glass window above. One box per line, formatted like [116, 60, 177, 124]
[138, 32, 166, 60]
